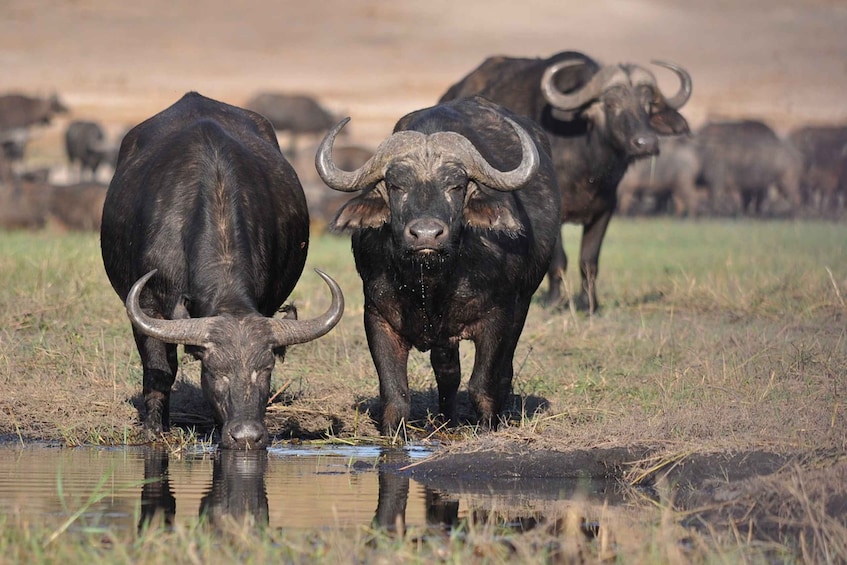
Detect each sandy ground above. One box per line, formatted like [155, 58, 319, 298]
[2, 0, 846, 158]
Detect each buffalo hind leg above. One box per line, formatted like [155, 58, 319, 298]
[431, 344, 461, 426]
[543, 229, 567, 307]
[134, 330, 178, 437]
[365, 308, 412, 437]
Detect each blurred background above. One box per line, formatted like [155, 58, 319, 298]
[1, 0, 846, 224]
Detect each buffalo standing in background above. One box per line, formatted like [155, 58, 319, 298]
[101, 92, 344, 450]
[0, 128, 29, 182]
[65, 120, 116, 180]
[697, 120, 802, 216]
[0, 93, 68, 130]
[788, 124, 847, 214]
[440, 51, 692, 312]
[244, 92, 338, 157]
[617, 136, 702, 217]
[317, 97, 560, 434]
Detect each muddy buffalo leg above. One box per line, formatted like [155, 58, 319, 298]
[133, 329, 178, 435]
[365, 308, 411, 435]
[467, 310, 522, 427]
[431, 344, 461, 425]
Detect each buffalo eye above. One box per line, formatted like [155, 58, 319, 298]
[387, 183, 405, 194]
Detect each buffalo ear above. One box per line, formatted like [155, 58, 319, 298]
[650, 107, 689, 135]
[330, 189, 389, 232]
[463, 182, 524, 235]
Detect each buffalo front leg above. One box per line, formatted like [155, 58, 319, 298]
[133, 330, 178, 437]
[467, 317, 521, 428]
[431, 344, 461, 426]
[577, 210, 613, 313]
[364, 308, 411, 436]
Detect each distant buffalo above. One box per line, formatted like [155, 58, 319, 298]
[788, 124, 847, 215]
[317, 96, 560, 434]
[0, 93, 68, 130]
[617, 136, 702, 217]
[0, 179, 51, 230]
[0, 180, 106, 232]
[101, 92, 344, 449]
[244, 92, 339, 157]
[697, 120, 802, 216]
[65, 120, 117, 180]
[440, 51, 692, 312]
[49, 181, 107, 231]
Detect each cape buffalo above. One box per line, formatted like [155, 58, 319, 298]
[788, 124, 847, 215]
[65, 120, 115, 180]
[101, 92, 344, 450]
[697, 120, 802, 216]
[244, 92, 339, 157]
[316, 96, 561, 434]
[0, 93, 68, 130]
[617, 136, 702, 217]
[440, 51, 692, 312]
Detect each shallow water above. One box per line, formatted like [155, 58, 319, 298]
[0, 443, 625, 535]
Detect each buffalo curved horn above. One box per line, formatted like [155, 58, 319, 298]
[429, 116, 539, 191]
[541, 61, 628, 112]
[125, 270, 215, 346]
[269, 269, 344, 347]
[316, 118, 384, 192]
[650, 60, 692, 109]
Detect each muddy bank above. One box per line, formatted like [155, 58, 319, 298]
[401, 444, 846, 545]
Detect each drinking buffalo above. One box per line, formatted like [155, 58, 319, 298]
[440, 51, 692, 312]
[101, 92, 344, 449]
[316, 97, 560, 434]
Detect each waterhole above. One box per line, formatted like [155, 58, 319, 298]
[0, 443, 629, 535]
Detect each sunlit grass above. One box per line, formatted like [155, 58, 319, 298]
[0, 219, 846, 562]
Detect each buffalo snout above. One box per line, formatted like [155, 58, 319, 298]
[404, 217, 449, 252]
[630, 133, 660, 157]
[222, 419, 269, 450]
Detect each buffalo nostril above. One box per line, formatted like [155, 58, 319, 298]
[225, 421, 268, 450]
[633, 135, 659, 155]
[406, 219, 447, 243]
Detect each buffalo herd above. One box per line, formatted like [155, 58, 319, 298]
[3, 51, 846, 446]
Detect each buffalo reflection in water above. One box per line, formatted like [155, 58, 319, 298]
[139, 447, 268, 532]
[137, 446, 598, 538]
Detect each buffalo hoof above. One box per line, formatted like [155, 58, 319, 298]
[571, 293, 600, 314]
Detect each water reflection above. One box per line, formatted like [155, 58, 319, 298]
[0, 444, 626, 536]
[138, 448, 176, 531]
[373, 449, 460, 536]
[139, 448, 270, 532]
[372, 449, 614, 539]
[199, 450, 269, 530]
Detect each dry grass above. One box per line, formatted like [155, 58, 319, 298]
[0, 218, 846, 561]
